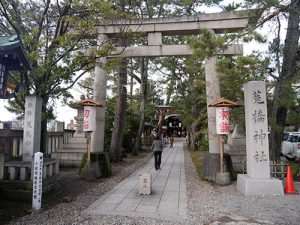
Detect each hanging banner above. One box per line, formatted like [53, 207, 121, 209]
[83, 106, 96, 132]
[216, 107, 230, 134]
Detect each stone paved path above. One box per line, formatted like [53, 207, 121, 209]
[83, 141, 187, 220]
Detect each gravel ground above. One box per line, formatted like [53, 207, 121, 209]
[10, 149, 300, 225]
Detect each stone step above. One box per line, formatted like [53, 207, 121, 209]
[224, 145, 246, 152]
[227, 139, 246, 145]
[58, 152, 85, 167]
[57, 148, 87, 153]
[61, 143, 87, 149]
[68, 137, 87, 144]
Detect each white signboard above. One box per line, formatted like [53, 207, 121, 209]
[32, 152, 43, 211]
[216, 107, 230, 134]
[83, 106, 96, 132]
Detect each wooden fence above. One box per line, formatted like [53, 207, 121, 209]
[241, 160, 288, 180]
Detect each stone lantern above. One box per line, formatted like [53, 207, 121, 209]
[77, 99, 104, 180]
[69, 95, 86, 137]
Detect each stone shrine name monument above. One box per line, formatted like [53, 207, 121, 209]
[23, 95, 42, 162]
[237, 81, 284, 196]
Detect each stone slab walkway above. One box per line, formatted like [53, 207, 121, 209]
[83, 141, 187, 220]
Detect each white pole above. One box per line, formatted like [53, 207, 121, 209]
[32, 152, 43, 211]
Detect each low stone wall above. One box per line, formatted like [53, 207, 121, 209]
[0, 156, 59, 201]
[1, 156, 58, 181]
[0, 129, 75, 160]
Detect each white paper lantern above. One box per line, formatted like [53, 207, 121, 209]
[216, 107, 230, 134]
[83, 106, 96, 132]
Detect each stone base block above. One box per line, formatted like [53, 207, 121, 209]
[202, 152, 235, 181]
[139, 173, 152, 195]
[80, 166, 97, 181]
[79, 152, 112, 179]
[202, 153, 219, 181]
[216, 172, 231, 185]
[237, 174, 284, 196]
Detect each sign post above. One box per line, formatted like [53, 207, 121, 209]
[83, 106, 97, 167]
[32, 152, 43, 211]
[216, 106, 230, 173]
[209, 98, 238, 185]
[78, 99, 102, 180]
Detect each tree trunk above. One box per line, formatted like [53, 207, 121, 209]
[129, 59, 134, 105]
[166, 70, 176, 105]
[110, 0, 127, 162]
[40, 97, 48, 156]
[190, 104, 198, 150]
[110, 57, 128, 162]
[269, 0, 300, 160]
[132, 58, 148, 155]
[188, 77, 198, 150]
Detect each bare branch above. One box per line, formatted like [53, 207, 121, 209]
[267, 68, 279, 81]
[275, 15, 282, 75]
[128, 70, 141, 83]
[254, 2, 294, 29]
[77, 82, 93, 91]
[0, 0, 20, 37]
[0, 21, 10, 34]
[33, 0, 51, 42]
[55, 68, 93, 98]
[49, 31, 88, 69]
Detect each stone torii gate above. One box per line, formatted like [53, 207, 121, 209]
[89, 11, 249, 178]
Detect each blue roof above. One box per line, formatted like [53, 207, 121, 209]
[0, 36, 31, 71]
[0, 36, 20, 49]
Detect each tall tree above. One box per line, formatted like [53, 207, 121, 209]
[269, 0, 300, 160]
[241, 0, 300, 160]
[132, 58, 148, 155]
[110, 0, 128, 162]
[0, 0, 117, 154]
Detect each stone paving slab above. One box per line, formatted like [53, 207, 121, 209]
[83, 142, 187, 220]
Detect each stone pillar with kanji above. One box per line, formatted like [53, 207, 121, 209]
[22, 96, 42, 162]
[237, 81, 283, 196]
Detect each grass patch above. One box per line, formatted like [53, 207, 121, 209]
[189, 150, 206, 179]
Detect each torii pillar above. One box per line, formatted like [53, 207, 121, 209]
[205, 56, 221, 154]
[91, 34, 108, 153]
[202, 56, 222, 181]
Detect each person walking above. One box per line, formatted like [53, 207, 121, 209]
[170, 136, 174, 148]
[152, 135, 163, 170]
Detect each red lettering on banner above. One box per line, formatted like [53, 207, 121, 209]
[84, 109, 90, 118]
[220, 122, 230, 132]
[84, 121, 89, 129]
[219, 108, 229, 120]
